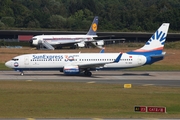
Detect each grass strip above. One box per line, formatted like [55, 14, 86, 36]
[0, 81, 180, 118]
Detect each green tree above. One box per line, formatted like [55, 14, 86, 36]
[11, 2, 31, 27]
[0, 20, 5, 28]
[66, 17, 76, 30]
[27, 19, 40, 28]
[49, 15, 66, 29]
[0, 0, 180, 31]
[32, 9, 50, 28]
[0, 0, 13, 17]
[1, 17, 15, 27]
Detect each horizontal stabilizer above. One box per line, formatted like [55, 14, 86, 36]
[150, 52, 166, 58]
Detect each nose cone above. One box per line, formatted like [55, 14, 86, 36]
[29, 39, 34, 47]
[5, 61, 12, 68]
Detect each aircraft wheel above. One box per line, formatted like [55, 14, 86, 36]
[20, 72, 24, 76]
[73, 45, 77, 49]
[85, 43, 89, 48]
[87, 71, 92, 77]
[70, 45, 76, 49]
[84, 71, 92, 77]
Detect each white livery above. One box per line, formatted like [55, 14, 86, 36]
[29, 16, 125, 50]
[29, 16, 104, 49]
[5, 23, 170, 76]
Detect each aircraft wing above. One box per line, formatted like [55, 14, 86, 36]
[93, 36, 126, 41]
[84, 38, 126, 43]
[78, 62, 109, 68]
[52, 39, 86, 48]
[56, 40, 84, 45]
[76, 53, 122, 68]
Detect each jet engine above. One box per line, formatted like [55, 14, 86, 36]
[95, 40, 104, 46]
[76, 41, 85, 48]
[76, 43, 85, 48]
[63, 65, 80, 75]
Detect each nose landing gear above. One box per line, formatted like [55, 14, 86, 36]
[17, 70, 24, 76]
[20, 72, 24, 76]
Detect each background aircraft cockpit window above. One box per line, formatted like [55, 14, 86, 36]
[32, 38, 37, 40]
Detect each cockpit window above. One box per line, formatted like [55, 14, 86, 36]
[32, 38, 37, 40]
[12, 58, 19, 61]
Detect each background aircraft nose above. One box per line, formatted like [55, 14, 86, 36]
[5, 61, 12, 68]
[29, 39, 34, 47]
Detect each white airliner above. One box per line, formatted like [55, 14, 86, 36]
[5, 23, 170, 76]
[29, 16, 105, 49]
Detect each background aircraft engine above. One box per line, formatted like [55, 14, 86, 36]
[76, 41, 85, 48]
[95, 40, 104, 46]
[63, 66, 80, 75]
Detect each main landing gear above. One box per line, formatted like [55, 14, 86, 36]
[84, 70, 92, 77]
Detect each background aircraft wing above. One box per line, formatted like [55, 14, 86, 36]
[93, 36, 126, 41]
[52, 40, 85, 48]
[56, 40, 83, 45]
[84, 37, 125, 43]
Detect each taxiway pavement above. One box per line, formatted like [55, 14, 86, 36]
[0, 71, 180, 86]
[0, 71, 179, 120]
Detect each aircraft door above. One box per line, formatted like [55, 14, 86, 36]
[24, 56, 29, 65]
[38, 37, 43, 43]
[137, 56, 142, 65]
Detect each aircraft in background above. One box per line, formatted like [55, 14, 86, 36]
[29, 16, 125, 50]
[6, 23, 169, 76]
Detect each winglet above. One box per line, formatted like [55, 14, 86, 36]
[86, 16, 98, 35]
[114, 53, 122, 62]
[100, 47, 105, 53]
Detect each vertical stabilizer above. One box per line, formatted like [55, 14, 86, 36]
[86, 16, 98, 35]
[127, 23, 170, 65]
[133, 23, 170, 52]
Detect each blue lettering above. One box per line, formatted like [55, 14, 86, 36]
[32, 55, 63, 59]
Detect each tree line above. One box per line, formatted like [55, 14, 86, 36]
[0, 0, 180, 32]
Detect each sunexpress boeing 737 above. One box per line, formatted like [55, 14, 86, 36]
[5, 23, 170, 76]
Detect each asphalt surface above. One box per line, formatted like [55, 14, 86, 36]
[1, 70, 180, 87]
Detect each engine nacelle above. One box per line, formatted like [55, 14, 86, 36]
[95, 40, 104, 46]
[63, 65, 80, 75]
[76, 41, 85, 48]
